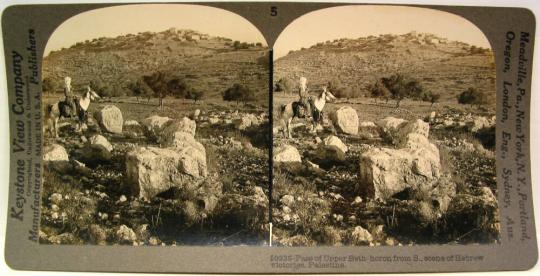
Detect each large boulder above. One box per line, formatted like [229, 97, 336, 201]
[394, 119, 430, 147]
[157, 117, 197, 145]
[163, 131, 205, 154]
[43, 144, 69, 162]
[322, 135, 348, 153]
[124, 120, 144, 138]
[126, 146, 207, 199]
[358, 121, 381, 139]
[273, 145, 301, 163]
[315, 145, 346, 166]
[331, 106, 359, 135]
[141, 115, 172, 140]
[95, 105, 123, 134]
[358, 146, 440, 200]
[376, 117, 408, 142]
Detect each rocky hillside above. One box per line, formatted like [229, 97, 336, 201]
[43, 28, 269, 98]
[274, 32, 495, 103]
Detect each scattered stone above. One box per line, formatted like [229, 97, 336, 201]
[280, 195, 295, 207]
[43, 144, 69, 162]
[349, 226, 373, 245]
[89, 134, 113, 152]
[95, 105, 123, 134]
[116, 225, 137, 244]
[322, 135, 348, 153]
[89, 224, 107, 245]
[49, 193, 63, 204]
[273, 145, 301, 163]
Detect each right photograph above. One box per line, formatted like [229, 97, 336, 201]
[272, 5, 498, 246]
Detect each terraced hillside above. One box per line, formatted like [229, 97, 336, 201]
[43, 28, 269, 99]
[274, 32, 495, 104]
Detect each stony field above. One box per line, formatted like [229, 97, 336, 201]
[272, 94, 498, 246]
[41, 96, 270, 246]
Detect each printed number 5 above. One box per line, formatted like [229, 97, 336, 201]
[271, 6, 278, 16]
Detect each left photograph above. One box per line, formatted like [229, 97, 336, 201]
[40, 4, 270, 246]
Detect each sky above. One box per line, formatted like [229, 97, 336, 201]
[44, 4, 267, 56]
[274, 5, 492, 60]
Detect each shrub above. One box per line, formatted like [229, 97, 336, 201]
[42, 77, 57, 95]
[457, 87, 488, 107]
[222, 83, 255, 104]
[275, 78, 294, 93]
[184, 88, 204, 103]
[422, 91, 441, 107]
[370, 74, 424, 107]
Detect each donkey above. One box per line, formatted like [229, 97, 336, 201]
[45, 86, 101, 138]
[279, 86, 336, 138]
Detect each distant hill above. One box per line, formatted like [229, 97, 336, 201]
[43, 28, 269, 98]
[274, 32, 495, 103]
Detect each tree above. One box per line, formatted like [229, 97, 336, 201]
[128, 80, 153, 103]
[275, 78, 294, 94]
[90, 79, 113, 99]
[222, 83, 254, 105]
[143, 71, 169, 110]
[379, 74, 424, 107]
[368, 80, 390, 104]
[185, 88, 204, 103]
[457, 87, 488, 107]
[327, 78, 348, 98]
[42, 77, 56, 95]
[422, 91, 441, 107]
[167, 77, 188, 99]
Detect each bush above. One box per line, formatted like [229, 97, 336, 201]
[42, 77, 57, 95]
[422, 91, 441, 107]
[457, 87, 488, 107]
[184, 88, 204, 103]
[128, 80, 153, 102]
[275, 78, 294, 93]
[222, 83, 255, 104]
[369, 74, 424, 107]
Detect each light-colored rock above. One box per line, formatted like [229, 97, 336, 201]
[159, 117, 196, 141]
[273, 145, 301, 163]
[358, 121, 380, 139]
[331, 106, 359, 135]
[89, 134, 113, 152]
[193, 109, 201, 119]
[123, 120, 144, 138]
[162, 131, 205, 155]
[141, 115, 172, 139]
[468, 116, 492, 133]
[116, 225, 137, 243]
[322, 135, 348, 153]
[126, 146, 207, 199]
[350, 226, 373, 245]
[95, 105, 123, 134]
[89, 224, 107, 245]
[208, 117, 220, 124]
[395, 119, 430, 146]
[376, 117, 407, 137]
[43, 144, 69, 162]
[358, 146, 440, 200]
[280, 195, 295, 207]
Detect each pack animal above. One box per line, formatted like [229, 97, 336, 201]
[45, 87, 101, 138]
[279, 87, 336, 138]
